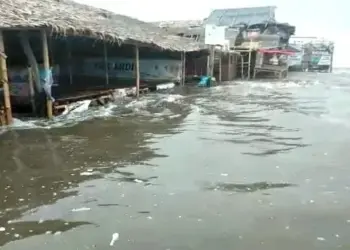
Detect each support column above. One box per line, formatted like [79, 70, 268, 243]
[228, 54, 232, 81]
[66, 39, 73, 85]
[181, 51, 186, 86]
[0, 30, 13, 125]
[209, 45, 215, 78]
[218, 50, 222, 82]
[135, 45, 140, 98]
[41, 30, 53, 119]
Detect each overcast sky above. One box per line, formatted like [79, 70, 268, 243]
[77, 0, 349, 67]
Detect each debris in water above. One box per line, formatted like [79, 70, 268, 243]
[220, 173, 228, 177]
[147, 216, 153, 220]
[14, 233, 20, 238]
[0, 227, 5, 232]
[317, 237, 326, 241]
[109, 233, 119, 246]
[134, 179, 143, 183]
[72, 207, 91, 212]
[285, 226, 290, 230]
[335, 234, 340, 238]
[80, 172, 95, 176]
[309, 200, 315, 204]
[275, 166, 280, 169]
[45, 231, 52, 235]
[54, 231, 62, 236]
[38, 219, 44, 224]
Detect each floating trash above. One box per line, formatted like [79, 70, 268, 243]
[0, 227, 5, 232]
[110, 233, 119, 246]
[317, 237, 326, 241]
[72, 207, 91, 212]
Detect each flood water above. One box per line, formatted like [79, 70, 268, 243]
[1, 70, 350, 249]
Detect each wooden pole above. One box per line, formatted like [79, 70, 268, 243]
[247, 39, 252, 80]
[240, 54, 244, 80]
[103, 41, 109, 86]
[206, 55, 210, 75]
[218, 50, 222, 82]
[27, 67, 36, 114]
[19, 32, 41, 93]
[41, 30, 53, 119]
[228, 53, 232, 81]
[0, 30, 13, 125]
[135, 45, 140, 98]
[181, 51, 186, 85]
[67, 40, 73, 85]
[209, 45, 215, 78]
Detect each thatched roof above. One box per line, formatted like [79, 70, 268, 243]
[152, 20, 203, 29]
[0, 0, 205, 52]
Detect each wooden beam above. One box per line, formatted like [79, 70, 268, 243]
[0, 31, 13, 125]
[41, 30, 53, 119]
[135, 45, 140, 98]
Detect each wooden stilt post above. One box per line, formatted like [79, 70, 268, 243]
[209, 45, 215, 78]
[228, 53, 232, 81]
[218, 49, 222, 82]
[135, 45, 140, 98]
[67, 40, 73, 85]
[41, 30, 53, 119]
[103, 41, 109, 86]
[247, 39, 252, 80]
[240, 54, 244, 80]
[181, 51, 186, 86]
[0, 30, 13, 125]
[27, 67, 36, 114]
[206, 55, 210, 75]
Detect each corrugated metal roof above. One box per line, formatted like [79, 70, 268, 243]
[204, 6, 276, 27]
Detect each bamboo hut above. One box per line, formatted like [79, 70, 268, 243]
[0, 0, 207, 123]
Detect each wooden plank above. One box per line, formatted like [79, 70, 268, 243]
[135, 45, 140, 98]
[41, 30, 53, 119]
[0, 30, 13, 125]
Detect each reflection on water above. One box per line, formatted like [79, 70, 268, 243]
[1, 71, 350, 249]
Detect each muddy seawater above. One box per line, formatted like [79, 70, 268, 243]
[1, 70, 350, 249]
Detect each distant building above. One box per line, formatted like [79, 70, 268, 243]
[288, 36, 334, 72]
[153, 6, 295, 50]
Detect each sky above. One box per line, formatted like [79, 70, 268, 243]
[77, 0, 350, 67]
